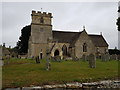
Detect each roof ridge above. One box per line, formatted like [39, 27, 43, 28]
[52, 30, 82, 33]
[88, 34, 101, 36]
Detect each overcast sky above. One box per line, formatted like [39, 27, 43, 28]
[1, 2, 119, 49]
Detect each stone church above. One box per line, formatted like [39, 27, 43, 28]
[28, 10, 109, 59]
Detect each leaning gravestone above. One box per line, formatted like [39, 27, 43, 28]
[88, 54, 96, 68]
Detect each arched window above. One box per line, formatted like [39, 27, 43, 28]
[40, 17, 44, 23]
[62, 44, 67, 56]
[83, 43, 87, 52]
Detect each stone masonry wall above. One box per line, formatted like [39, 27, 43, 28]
[75, 31, 95, 58]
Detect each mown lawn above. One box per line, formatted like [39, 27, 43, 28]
[2, 58, 119, 88]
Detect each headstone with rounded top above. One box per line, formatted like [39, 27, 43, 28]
[82, 54, 87, 61]
[88, 54, 96, 68]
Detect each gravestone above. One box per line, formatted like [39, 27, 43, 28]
[46, 59, 51, 71]
[46, 51, 51, 71]
[101, 54, 110, 62]
[88, 54, 96, 68]
[82, 54, 87, 61]
[35, 56, 40, 63]
[110, 54, 118, 60]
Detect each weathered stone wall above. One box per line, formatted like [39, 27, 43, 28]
[31, 24, 52, 44]
[30, 43, 47, 58]
[95, 47, 108, 59]
[95, 47, 108, 54]
[75, 31, 95, 58]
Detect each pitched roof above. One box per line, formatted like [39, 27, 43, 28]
[69, 32, 82, 47]
[52, 30, 108, 47]
[88, 34, 108, 47]
[52, 30, 82, 43]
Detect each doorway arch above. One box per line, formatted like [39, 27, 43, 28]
[54, 49, 59, 56]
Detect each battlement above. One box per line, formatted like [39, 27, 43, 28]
[31, 10, 52, 17]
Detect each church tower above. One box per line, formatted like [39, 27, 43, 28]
[28, 10, 53, 58]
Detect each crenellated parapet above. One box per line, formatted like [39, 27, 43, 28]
[31, 10, 52, 18]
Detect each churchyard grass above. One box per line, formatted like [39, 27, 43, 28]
[2, 58, 119, 88]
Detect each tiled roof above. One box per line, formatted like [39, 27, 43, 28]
[52, 30, 81, 43]
[52, 30, 108, 47]
[88, 34, 109, 47]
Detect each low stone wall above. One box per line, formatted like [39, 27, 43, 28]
[3, 80, 120, 90]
